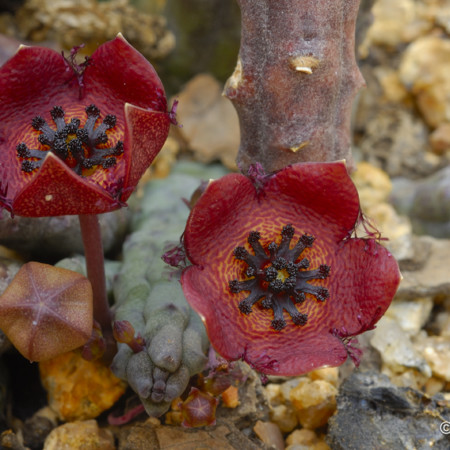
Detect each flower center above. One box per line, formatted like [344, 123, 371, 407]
[16, 104, 124, 176]
[229, 224, 330, 331]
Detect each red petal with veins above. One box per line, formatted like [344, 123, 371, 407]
[12, 153, 119, 216]
[122, 104, 170, 198]
[0, 45, 73, 200]
[181, 162, 401, 376]
[84, 34, 167, 113]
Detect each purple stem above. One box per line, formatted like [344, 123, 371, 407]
[78, 214, 115, 361]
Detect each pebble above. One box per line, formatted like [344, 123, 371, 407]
[285, 428, 330, 450]
[39, 351, 126, 421]
[43, 420, 114, 450]
[429, 122, 450, 154]
[352, 162, 414, 260]
[399, 34, 450, 128]
[352, 161, 393, 206]
[253, 420, 285, 450]
[308, 367, 339, 387]
[414, 335, 450, 381]
[385, 297, 433, 335]
[424, 377, 446, 396]
[289, 380, 337, 429]
[388, 368, 430, 390]
[264, 382, 283, 406]
[269, 404, 298, 433]
[363, 0, 426, 50]
[279, 377, 309, 404]
[370, 316, 432, 378]
[171, 73, 240, 169]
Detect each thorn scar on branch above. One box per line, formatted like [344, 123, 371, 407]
[289, 55, 320, 74]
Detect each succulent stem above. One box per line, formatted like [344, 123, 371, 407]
[225, 0, 365, 172]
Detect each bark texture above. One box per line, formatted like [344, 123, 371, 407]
[225, 0, 365, 173]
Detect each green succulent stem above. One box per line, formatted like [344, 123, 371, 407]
[78, 213, 115, 361]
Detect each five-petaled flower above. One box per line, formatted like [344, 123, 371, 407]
[180, 162, 401, 376]
[0, 34, 171, 217]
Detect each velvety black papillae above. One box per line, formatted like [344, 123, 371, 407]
[17, 104, 123, 176]
[229, 224, 330, 331]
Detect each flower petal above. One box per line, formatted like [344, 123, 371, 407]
[121, 104, 170, 201]
[184, 162, 360, 267]
[84, 34, 167, 113]
[183, 173, 259, 265]
[12, 153, 118, 216]
[264, 162, 360, 241]
[327, 238, 402, 335]
[182, 265, 348, 375]
[0, 45, 75, 199]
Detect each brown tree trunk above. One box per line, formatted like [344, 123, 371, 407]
[225, 0, 365, 173]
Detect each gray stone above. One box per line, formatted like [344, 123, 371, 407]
[396, 236, 450, 299]
[0, 208, 129, 258]
[327, 371, 450, 450]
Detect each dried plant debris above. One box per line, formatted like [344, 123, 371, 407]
[2, 0, 175, 60]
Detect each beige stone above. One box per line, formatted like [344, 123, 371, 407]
[279, 377, 309, 403]
[290, 380, 337, 429]
[253, 420, 285, 450]
[265, 383, 283, 406]
[396, 237, 450, 299]
[14, 0, 175, 60]
[286, 428, 318, 446]
[172, 74, 240, 169]
[424, 377, 446, 396]
[388, 368, 430, 390]
[308, 367, 339, 387]
[373, 66, 410, 104]
[399, 35, 450, 128]
[414, 336, 450, 381]
[430, 123, 450, 154]
[44, 420, 114, 450]
[363, 0, 428, 50]
[385, 298, 434, 335]
[352, 162, 393, 207]
[269, 404, 298, 433]
[285, 429, 330, 450]
[370, 316, 431, 377]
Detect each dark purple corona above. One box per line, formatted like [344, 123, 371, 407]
[229, 224, 330, 331]
[16, 104, 123, 175]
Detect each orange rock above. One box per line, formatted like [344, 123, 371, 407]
[40, 351, 126, 421]
[221, 385, 239, 408]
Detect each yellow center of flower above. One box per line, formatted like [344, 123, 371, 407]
[276, 268, 289, 282]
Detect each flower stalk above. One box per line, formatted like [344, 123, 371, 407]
[78, 214, 114, 359]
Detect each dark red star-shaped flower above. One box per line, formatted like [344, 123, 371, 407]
[180, 162, 401, 376]
[0, 34, 171, 217]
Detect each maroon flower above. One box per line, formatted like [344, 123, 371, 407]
[180, 162, 401, 376]
[0, 34, 170, 217]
